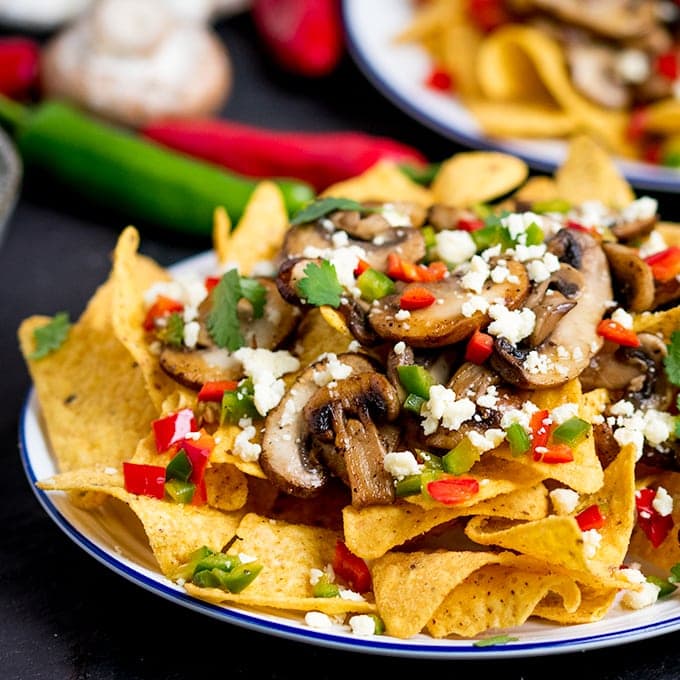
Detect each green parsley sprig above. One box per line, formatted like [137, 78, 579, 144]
[29, 312, 71, 360]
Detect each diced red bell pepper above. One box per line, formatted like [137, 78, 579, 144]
[425, 65, 453, 92]
[204, 275, 221, 293]
[596, 319, 640, 347]
[386, 252, 448, 283]
[143, 295, 184, 331]
[466, 0, 511, 32]
[566, 220, 595, 234]
[152, 408, 197, 453]
[464, 329, 494, 364]
[627, 106, 649, 143]
[0, 37, 40, 99]
[636, 487, 674, 548]
[399, 286, 436, 310]
[332, 540, 372, 593]
[456, 217, 485, 232]
[534, 443, 574, 464]
[575, 504, 606, 531]
[419, 261, 449, 282]
[655, 50, 679, 81]
[353, 258, 371, 277]
[426, 476, 479, 505]
[123, 462, 166, 499]
[529, 409, 552, 453]
[197, 380, 239, 402]
[644, 246, 680, 282]
[176, 431, 214, 485]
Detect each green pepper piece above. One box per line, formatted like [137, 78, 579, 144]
[397, 365, 434, 399]
[398, 161, 441, 186]
[524, 222, 544, 246]
[395, 474, 422, 497]
[194, 552, 242, 574]
[421, 225, 437, 251]
[220, 380, 259, 425]
[403, 393, 426, 414]
[192, 568, 223, 589]
[172, 546, 214, 581]
[551, 417, 591, 446]
[0, 98, 314, 236]
[215, 562, 264, 593]
[366, 614, 386, 635]
[442, 437, 479, 474]
[530, 198, 572, 214]
[164, 479, 195, 504]
[505, 423, 531, 456]
[166, 449, 192, 482]
[646, 574, 676, 599]
[356, 268, 396, 302]
[313, 575, 340, 598]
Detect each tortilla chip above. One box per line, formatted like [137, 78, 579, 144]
[205, 463, 249, 512]
[467, 100, 576, 138]
[18, 282, 157, 473]
[533, 583, 618, 624]
[184, 512, 375, 614]
[212, 205, 232, 265]
[431, 151, 529, 207]
[633, 305, 680, 342]
[293, 307, 354, 367]
[37, 468, 243, 576]
[321, 160, 433, 206]
[217, 181, 289, 275]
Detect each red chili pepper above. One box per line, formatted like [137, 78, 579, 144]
[152, 408, 197, 453]
[252, 0, 344, 77]
[426, 476, 479, 505]
[596, 319, 640, 347]
[332, 540, 372, 593]
[533, 443, 574, 464]
[466, 0, 511, 32]
[387, 252, 447, 283]
[575, 504, 605, 531]
[143, 295, 184, 331]
[0, 37, 40, 99]
[123, 462, 166, 499]
[141, 118, 427, 193]
[425, 65, 453, 92]
[635, 488, 674, 548]
[456, 217, 485, 232]
[464, 329, 494, 364]
[399, 286, 436, 310]
[644, 246, 680, 282]
[197, 380, 239, 402]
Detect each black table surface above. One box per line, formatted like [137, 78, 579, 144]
[3, 12, 680, 680]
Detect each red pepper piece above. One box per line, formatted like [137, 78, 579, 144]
[177, 433, 213, 485]
[399, 286, 436, 310]
[152, 408, 197, 453]
[332, 540, 372, 593]
[456, 217, 485, 232]
[0, 37, 40, 99]
[425, 65, 453, 92]
[353, 258, 371, 277]
[466, 0, 511, 32]
[596, 319, 641, 347]
[529, 409, 552, 454]
[655, 50, 679, 81]
[636, 488, 674, 548]
[566, 219, 595, 234]
[464, 329, 494, 364]
[197, 380, 239, 402]
[644, 246, 680, 282]
[143, 295, 184, 331]
[252, 0, 344, 77]
[123, 462, 166, 499]
[533, 443, 574, 464]
[575, 504, 605, 531]
[141, 118, 427, 193]
[204, 275, 221, 293]
[427, 476, 479, 505]
[627, 106, 649, 143]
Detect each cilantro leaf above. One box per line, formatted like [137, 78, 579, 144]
[473, 634, 519, 647]
[157, 312, 185, 348]
[296, 260, 343, 308]
[290, 197, 365, 225]
[206, 269, 244, 351]
[664, 331, 680, 386]
[239, 277, 267, 319]
[30, 312, 71, 359]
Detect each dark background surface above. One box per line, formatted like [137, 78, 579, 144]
[3, 10, 680, 680]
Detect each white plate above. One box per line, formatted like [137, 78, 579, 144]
[342, 0, 680, 194]
[19, 249, 680, 659]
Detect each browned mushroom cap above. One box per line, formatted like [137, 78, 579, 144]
[304, 370, 400, 508]
[368, 259, 530, 348]
[159, 347, 243, 390]
[610, 215, 657, 242]
[491, 229, 613, 388]
[602, 242, 655, 312]
[652, 277, 680, 311]
[259, 353, 376, 498]
[425, 204, 479, 232]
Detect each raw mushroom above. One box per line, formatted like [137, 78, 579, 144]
[40, 0, 232, 127]
[602, 242, 655, 312]
[368, 259, 529, 348]
[304, 369, 401, 508]
[259, 353, 376, 498]
[491, 229, 613, 388]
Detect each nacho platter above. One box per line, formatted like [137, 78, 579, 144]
[18, 137, 680, 658]
[342, 0, 680, 194]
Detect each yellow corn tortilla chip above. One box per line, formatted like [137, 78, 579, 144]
[533, 583, 619, 625]
[18, 282, 157, 473]
[293, 307, 354, 367]
[321, 160, 433, 206]
[185, 512, 375, 614]
[633, 306, 680, 342]
[212, 205, 232, 265]
[37, 468, 244, 576]
[467, 100, 577, 138]
[431, 151, 529, 208]
[555, 135, 635, 208]
[210, 423, 266, 478]
[427, 562, 581, 638]
[441, 23, 483, 98]
[217, 181, 289, 275]
[641, 98, 680, 135]
[205, 463, 249, 512]
[343, 483, 548, 560]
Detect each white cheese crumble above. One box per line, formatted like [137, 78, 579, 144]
[638, 229, 668, 258]
[434, 230, 477, 265]
[611, 307, 634, 329]
[233, 422, 261, 462]
[549, 488, 580, 515]
[500, 401, 539, 430]
[461, 294, 490, 318]
[621, 196, 658, 222]
[550, 403, 579, 425]
[305, 611, 337, 629]
[381, 203, 411, 226]
[393, 341, 406, 355]
[384, 450, 422, 479]
[487, 303, 536, 345]
[582, 528, 602, 558]
[621, 578, 660, 610]
[395, 309, 411, 321]
[420, 385, 476, 435]
[461, 255, 490, 293]
[467, 428, 505, 453]
[312, 353, 353, 386]
[348, 614, 377, 636]
[652, 486, 674, 517]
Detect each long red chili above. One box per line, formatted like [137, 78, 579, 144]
[141, 117, 428, 192]
[0, 37, 40, 99]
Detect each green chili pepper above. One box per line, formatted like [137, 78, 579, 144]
[551, 417, 591, 446]
[397, 365, 434, 399]
[395, 474, 422, 497]
[165, 449, 192, 482]
[356, 268, 396, 302]
[164, 478, 195, 504]
[524, 222, 544, 246]
[221, 379, 259, 424]
[530, 198, 572, 214]
[0, 96, 315, 236]
[313, 575, 340, 598]
[442, 437, 479, 475]
[214, 562, 264, 593]
[403, 393, 426, 414]
[505, 423, 530, 456]
[194, 552, 242, 574]
[172, 546, 213, 581]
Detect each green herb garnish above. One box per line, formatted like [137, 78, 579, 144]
[473, 634, 519, 647]
[290, 197, 365, 225]
[29, 311, 71, 359]
[157, 311, 184, 348]
[665, 331, 680, 386]
[296, 259, 343, 308]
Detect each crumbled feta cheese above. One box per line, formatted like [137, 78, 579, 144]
[461, 255, 490, 293]
[339, 588, 365, 602]
[305, 611, 336, 629]
[393, 341, 406, 355]
[182, 320, 200, 349]
[613, 426, 645, 460]
[467, 428, 505, 452]
[638, 229, 668, 259]
[616, 48, 650, 84]
[582, 528, 602, 558]
[348, 614, 377, 636]
[550, 488, 579, 515]
[331, 230, 349, 248]
[435, 230, 477, 265]
[611, 307, 634, 329]
[621, 196, 658, 222]
[384, 450, 422, 479]
[500, 212, 544, 242]
[550, 403, 579, 425]
[312, 353, 353, 386]
[461, 294, 490, 318]
[476, 385, 498, 409]
[500, 401, 539, 430]
[381, 203, 411, 226]
[420, 385, 476, 435]
[487, 304, 536, 345]
[395, 309, 411, 321]
[621, 580, 660, 610]
[609, 400, 635, 417]
[233, 425, 261, 461]
[652, 486, 674, 517]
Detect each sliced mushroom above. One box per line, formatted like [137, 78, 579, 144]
[259, 353, 375, 498]
[304, 370, 400, 508]
[610, 214, 657, 241]
[652, 277, 680, 311]
[602, 242, 655, 312]
[159, 347, 242, 390]
[491, 229, 613, 388]
[567, 42, 630, 109]
[368, 259, 530, 348]
[425, 204, 479, 232]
